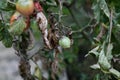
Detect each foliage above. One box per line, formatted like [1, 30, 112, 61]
[0, 0, 120, 80]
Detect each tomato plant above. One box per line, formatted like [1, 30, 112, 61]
[0, 0, 120, 80]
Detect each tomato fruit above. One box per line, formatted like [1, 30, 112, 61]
[16, 0, 34, 16]
[59, 36, 71, 48]
[10, 11, 21, 25]
[10, 11, 29, 33]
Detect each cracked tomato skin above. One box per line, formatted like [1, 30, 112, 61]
[16, 0, 34, 16]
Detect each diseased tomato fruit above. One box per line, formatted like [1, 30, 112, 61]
[16, 0, 34, 16]
[10, 11, 21, 25]
[10, 11, 29, 32]
[59, 36, 71, 48]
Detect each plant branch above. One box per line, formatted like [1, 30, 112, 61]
[95, 23, 107, 42]
[58, 1, 63, 23]
[72, 18, 95, 34]
[67, 7, 93, 43]
[54, 0, 94, 43]
[108, 9, 113, 43]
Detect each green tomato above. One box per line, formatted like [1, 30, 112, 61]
[59, 36, 71, 48]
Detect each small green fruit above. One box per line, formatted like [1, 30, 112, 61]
[59, 36, 71, 48]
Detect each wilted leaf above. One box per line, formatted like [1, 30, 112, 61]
[9, 17, 26, 36]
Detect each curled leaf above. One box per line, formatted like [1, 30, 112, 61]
[36, 12, 51, 49]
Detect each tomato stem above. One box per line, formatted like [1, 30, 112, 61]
[24, 16, 30, 31]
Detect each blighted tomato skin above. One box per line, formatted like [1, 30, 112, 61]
[16, 0, 34, 16]
[10, 11, 29, 31]
[10, 11, 21, 25]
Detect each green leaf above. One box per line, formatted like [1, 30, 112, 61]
[9, 17, 26, 36]
[0, 32, 3, 40]
[0, 0, 15, 11]
[90, 64, 100, 70]
[114, 24, 120, 44]
[0, 21, 13, 47]
[30, 19, 41, 40]
[99, 0, 110, 18]
[92, 3, 100, 23]
[86, 46, 100, 57]
[106, 43, 113, 61]
[2, 30, 13, 48]
[109, 68, 120, 79]
[0, 23, 4, 40]
[34, 66, 42, 80]
[98, 49, 111, 71]
[94, 74, 100, 80]
[2, 36, 12, 48]
[0, 0, 7, 10]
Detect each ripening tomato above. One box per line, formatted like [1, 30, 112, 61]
[16, 0, 34, 16]
[59, 36, 71, 48]
[10, 11, 21, 25]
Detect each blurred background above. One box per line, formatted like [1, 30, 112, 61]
[0, 42, 22, 80]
